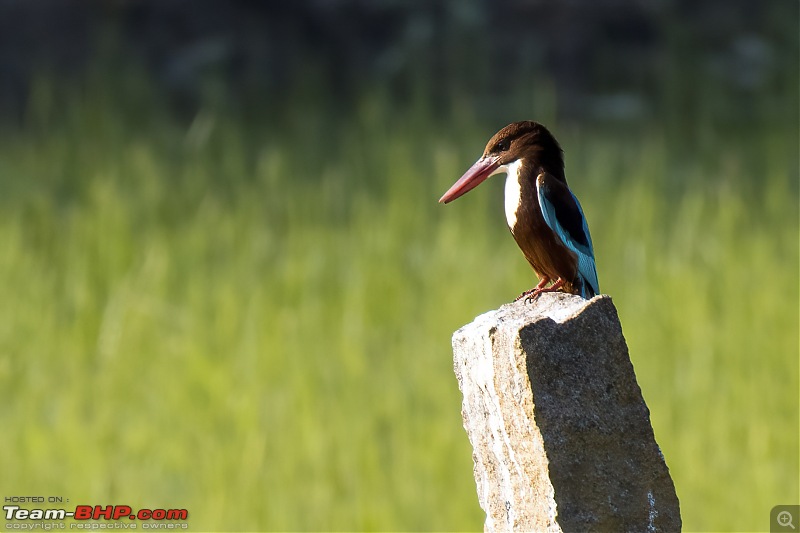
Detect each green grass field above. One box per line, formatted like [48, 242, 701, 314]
[0, 78, 797, 531]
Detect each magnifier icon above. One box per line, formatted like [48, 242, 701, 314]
[778, 510, 796, 529]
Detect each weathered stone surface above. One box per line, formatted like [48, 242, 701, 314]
[452, 293, 680, 532]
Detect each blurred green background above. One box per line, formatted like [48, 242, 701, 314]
[0, 1, 797, 531]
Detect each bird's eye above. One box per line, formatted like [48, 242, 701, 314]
[495, 139, 510, 152]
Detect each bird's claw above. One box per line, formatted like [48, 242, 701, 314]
[515, 278, 566, 304]
[515, 288, 541, 303]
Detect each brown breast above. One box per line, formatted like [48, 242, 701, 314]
[508, 171, 579, 292]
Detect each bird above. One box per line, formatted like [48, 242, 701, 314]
[439, 121, 599, 301]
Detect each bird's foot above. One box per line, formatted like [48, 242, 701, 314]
[515, 277, 551, 302]
[515, 287, 540, 303]
[516, 278, 565, 304]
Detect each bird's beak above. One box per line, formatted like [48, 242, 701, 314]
[439, 156, 501, 204]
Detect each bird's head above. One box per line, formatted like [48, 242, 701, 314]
[439, 121, 564, 204]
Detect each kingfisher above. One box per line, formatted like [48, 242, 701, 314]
[439, 121, 599, 301]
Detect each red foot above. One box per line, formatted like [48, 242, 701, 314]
[515, 278, 565, 303]
[515, 277, 550, 302]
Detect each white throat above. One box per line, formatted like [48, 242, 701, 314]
[501, 159, 524, 229]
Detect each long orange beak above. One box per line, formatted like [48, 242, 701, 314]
[439, 156, 500, 204]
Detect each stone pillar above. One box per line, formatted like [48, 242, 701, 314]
[452, 293, 680, 532]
